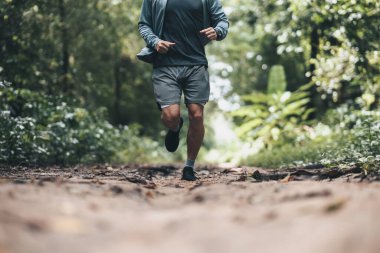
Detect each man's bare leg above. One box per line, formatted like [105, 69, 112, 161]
[161, 104, 183, 153]
[187, 103, 205, 161]
[161, 104, 180, 130]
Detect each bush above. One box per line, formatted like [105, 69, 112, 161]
[0, 111, 44, 165]
[321, 107, 380, 171]
[0, 87, 168, 166]
[231, 65, 314, 149]
[244, 105, 380, 171]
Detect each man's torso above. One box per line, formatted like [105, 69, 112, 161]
[153, 0, 208, 68]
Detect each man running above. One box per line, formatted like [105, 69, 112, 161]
[137, 0, 229, 181]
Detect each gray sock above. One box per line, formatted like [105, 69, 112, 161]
[185, 159, 195, 169]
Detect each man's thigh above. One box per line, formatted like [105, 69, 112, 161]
[182, 65, 210, 105]
[152, 67, 182, 107]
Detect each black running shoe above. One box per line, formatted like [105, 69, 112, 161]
[165, 117, 183, 152]
[181, 166, 197, 181]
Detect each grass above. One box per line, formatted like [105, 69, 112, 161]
[242, 134, 343, 169]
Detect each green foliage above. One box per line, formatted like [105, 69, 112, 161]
[0, 0, 161, 137]
[0, 87, 167, 166]
[245, 107, 380, 171]
[0, 111, 42, 165]
[210, 0, 380, 110]
[212, 0, 379, 169]
[321, 106, 380, 169]
[267, 65, 286, 94]
[243, 137, 335, 169]
[1, 0, 379, 168]
[232, 81, 314, 148]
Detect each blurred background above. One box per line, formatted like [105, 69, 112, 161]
[0, 0, 379, 170]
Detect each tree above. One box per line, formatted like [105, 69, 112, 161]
[0, 0, 163, 136]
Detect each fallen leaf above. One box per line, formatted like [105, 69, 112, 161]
[324, 198, 347, 213]
[145, 191, 154, 199]
[144, 182, 157, 189]
[279, 173, 294, 183]
[124, 176, 148, 185]
[236, 174, 248, 182]
[91, 178, 105, 185]
[223, 167, 245, 174]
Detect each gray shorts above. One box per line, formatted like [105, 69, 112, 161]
[152, 65, 210, 109]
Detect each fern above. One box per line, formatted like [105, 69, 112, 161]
[232, 65, 313, 147]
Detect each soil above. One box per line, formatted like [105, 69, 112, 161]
[0, 164, 380, 253]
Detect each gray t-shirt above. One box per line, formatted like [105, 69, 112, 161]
[153, 0, 208, 67]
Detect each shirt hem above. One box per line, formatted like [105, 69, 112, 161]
[153, 61, 208, 68]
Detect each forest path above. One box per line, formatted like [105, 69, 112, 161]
[0, 164, 379, 253]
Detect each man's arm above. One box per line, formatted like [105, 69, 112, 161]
[138, 0, 175, 54]
[208, 0, 229, 41]
[138, 0, 161, 50]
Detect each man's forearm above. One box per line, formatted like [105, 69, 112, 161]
[138, 23, 161, 49]
[209, 0, 229, 41]
[214, 22, 228, 41]
[138, 0, 161, 49]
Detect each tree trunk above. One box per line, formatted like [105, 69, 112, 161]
[308, 25, 325, 118]
[59, 0, 69, 93]
[309, 25, 319, 79]
[113, 60, 122, 124]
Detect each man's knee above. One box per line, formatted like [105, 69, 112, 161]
[188, 106, 204, 124]
[161, 110, 180, 126]
[189, 112, 203, 123]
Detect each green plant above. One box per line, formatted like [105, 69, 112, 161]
[244, 106, 380, 171]
[267, 65, 287, 94]
[232, 65, 314, 148]
[0, 110, 47, 165]
[243, 136, 338, 168]
[323, 108, 380, 171]
[0, 87, 172, 166]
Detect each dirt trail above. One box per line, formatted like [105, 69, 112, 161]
[0, 165, 380, 253]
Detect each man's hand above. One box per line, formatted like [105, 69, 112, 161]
[155, 40, 176, 54]
[200, 27, 217, 41]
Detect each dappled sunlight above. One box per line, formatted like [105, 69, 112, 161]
[204, 112, 264, 164]
[208, 56, 240, 111]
